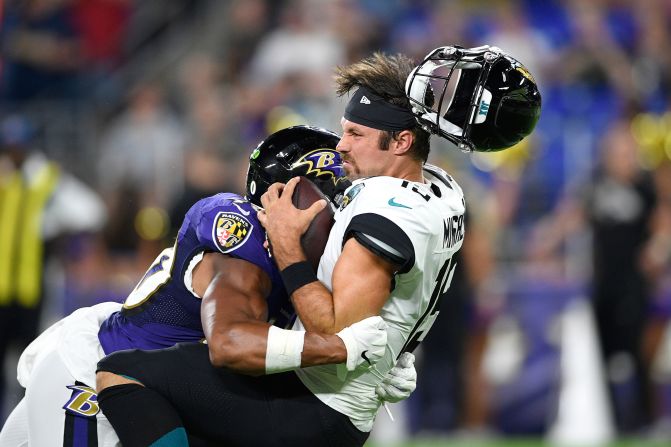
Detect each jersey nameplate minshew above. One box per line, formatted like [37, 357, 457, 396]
[443, 214, 465, 249]
[340, 183, 365, 211]
[212, 211, 253, 253]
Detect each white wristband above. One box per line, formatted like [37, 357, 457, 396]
[265, 326, 305, 374]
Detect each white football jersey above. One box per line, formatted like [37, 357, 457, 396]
[294, 164, 466, 431]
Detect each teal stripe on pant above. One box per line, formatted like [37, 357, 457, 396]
[149, 427, 188, 447]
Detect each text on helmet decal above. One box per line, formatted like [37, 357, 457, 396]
[294, 148, 347, 185]
[474, 89, 492, 124]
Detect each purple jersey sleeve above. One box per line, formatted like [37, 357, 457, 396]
[193, 194, 275, 278]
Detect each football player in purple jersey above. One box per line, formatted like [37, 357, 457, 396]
[0, 125, 412, 447]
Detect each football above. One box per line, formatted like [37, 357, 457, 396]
[291, 177, 335, 272]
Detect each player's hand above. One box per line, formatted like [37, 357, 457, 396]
[336, 316, 387, 371]
[258, 178, 326, 264]
[375, 352, 416, 403]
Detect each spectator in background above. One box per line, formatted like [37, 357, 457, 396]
[70, 0, 130, 69]
[177, 52, 242, 163]
[542, 120, 664, 433]
[169, 53, 247, 233]
[168, 149, 239, 239]
[387, 2, 442, 62]
[97, 81, 187, 210]
[589, 122, 659, 432]
[0, 113, 106, 421]
[328, 0, 383, 62]
[246, 0, 347, 131]
[97, 81, 187, 269]
[0, 0, 83, 101]
[219, 0, 271, 83]
[70, 0, 131, 100]
[560, 1, 635, 104]
[631, 1, 671, 112]
[248, 0, 345, 86]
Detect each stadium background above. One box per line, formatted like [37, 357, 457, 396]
[2, 0, 671, 445]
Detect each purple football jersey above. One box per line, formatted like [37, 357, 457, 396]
[98, 193, 293, 353]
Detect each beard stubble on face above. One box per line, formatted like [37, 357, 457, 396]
[345, 161, 371, 181]
[342, 157, 358, 179]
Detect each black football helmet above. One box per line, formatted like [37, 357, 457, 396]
[406, 45, 541, 152]
[246, 125, 351, 208]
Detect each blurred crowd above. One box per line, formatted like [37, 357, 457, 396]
[2, 0, 671, 442]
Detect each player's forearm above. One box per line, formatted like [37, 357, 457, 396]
[268, 235, 306, 270]
[208, 320, 347, 375]
[290, 281, 340, 334]
[261, 202, 343, 332]
[302, 332, 347, 366]
[206, 321, 270, 375]
[270, 241, 341, 333]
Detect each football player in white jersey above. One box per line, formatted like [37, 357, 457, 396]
[93, 46, 541, 446]
[259, 46, 540, 434]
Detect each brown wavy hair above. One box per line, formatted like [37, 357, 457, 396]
[334, 53, 431, 162]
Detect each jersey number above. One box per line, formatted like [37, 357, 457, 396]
[123, 247, 176, 309]
[398, 256, 456, 357]
[401, 180, 432, 201]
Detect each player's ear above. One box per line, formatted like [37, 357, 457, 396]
[391, 130, 414, 156]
